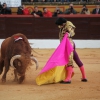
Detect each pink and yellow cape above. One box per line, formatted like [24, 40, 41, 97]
[36, 33, 74, 85]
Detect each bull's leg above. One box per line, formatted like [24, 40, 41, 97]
[2, 58, 10, 83]
[0, 59, 4, 74]
[13, 69, 18, 82]
[18, 75, 25, 84]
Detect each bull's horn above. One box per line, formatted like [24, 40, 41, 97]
[30, 56, 39, 70]
[10, 55, 21, 67]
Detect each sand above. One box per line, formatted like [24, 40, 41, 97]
[0, 48, 100, 100]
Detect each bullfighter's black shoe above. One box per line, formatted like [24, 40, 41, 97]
[81, 78, 88, 82]
[60, 81, 71, 84]
[59, 80, 63, 83]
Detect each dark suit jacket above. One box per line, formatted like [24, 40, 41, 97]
[92, 8, 100, 14]
[1, 7, 12, 14]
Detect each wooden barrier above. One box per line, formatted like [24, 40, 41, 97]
[0, 14, 100, 39]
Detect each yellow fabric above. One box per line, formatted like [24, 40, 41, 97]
[36, 66, 74, 86]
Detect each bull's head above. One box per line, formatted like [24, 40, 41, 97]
[10, 55, 39, 76]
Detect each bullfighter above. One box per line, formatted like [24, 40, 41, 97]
[55, 17, 87, 83]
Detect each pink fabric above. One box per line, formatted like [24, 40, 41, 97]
[39, 33, 73, 74]
[80, 66, 86, 79]
[64, 66, 73, 81]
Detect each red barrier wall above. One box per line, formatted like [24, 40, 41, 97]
[0, 15, 100, 39]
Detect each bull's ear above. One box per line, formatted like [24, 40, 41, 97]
[18, 61, 21, 67]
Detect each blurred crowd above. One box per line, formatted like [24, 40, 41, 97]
[22, 0, 91, 2]
[0, 2, 100, 16]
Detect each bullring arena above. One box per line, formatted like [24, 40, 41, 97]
[0, 48, 100, 100]
[0, 3, 100, 100]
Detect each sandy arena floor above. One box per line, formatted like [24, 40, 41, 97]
[0, 48, 100, 100]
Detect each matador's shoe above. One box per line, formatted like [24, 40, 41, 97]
[60, 81, 71, 84]
[81, 78, 88, 82]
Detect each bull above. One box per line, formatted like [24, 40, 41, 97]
[0, 33, 39, 84]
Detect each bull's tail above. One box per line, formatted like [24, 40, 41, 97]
[31, 49, 43, 56]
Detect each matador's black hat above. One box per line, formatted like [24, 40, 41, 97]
[55, 17, 67, 25]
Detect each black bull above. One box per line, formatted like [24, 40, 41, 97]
[0, 33, 39, 84]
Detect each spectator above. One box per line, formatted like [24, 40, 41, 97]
[39, 0, 45, 2]
[0, 2, 2, 14]
[22, 0, 30, 2]
[31, 6, 43, 17]
[43, 7, 52, 17]
[30, 0, 38, 2]
[41, 0, 54, 1]
[92, 4, 100, 14]
[61, 0, 69, 2]
[64, 3, 77, 14]
[1, 3, 12, 14]
[80, 4, 90, 15]
[52, 7, 63, 17]
[61, 0, 65, 2]
[22, 5, 30, 15]
[17, 5, 23, 15]
[30, 0, 33, 2]
[53, 0, 60, 2]
[17, 5, 30, 15]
